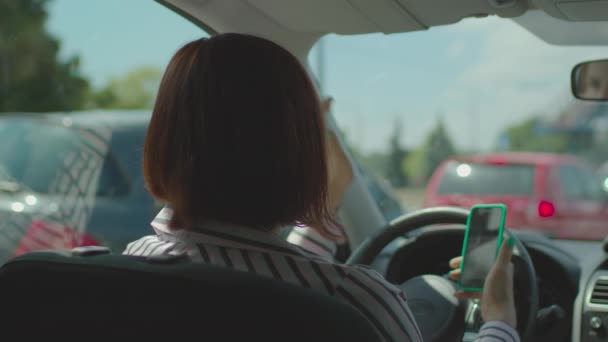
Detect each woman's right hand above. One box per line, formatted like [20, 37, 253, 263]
[448, 237, 517, 328]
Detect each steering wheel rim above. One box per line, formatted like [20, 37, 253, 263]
[346, 206, 538, 342]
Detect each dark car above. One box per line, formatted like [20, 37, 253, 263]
[0, 111, 155, 261]
[0, 110, 403, 262]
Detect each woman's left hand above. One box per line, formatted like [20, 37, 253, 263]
[448, 256, 480, 294]
[448, 256, 464, 280]
[448, 256, 483, 296]
[447, 242, 517, 328]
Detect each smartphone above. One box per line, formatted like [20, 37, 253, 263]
[457, 204, 507, 292]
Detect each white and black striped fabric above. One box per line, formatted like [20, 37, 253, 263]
[287, 226, 341, 259]
[125, 207, 519, 342]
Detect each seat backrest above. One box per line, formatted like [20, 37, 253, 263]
[0, 249, 381, 342]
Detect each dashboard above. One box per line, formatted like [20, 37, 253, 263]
[370, 226, 607, 342]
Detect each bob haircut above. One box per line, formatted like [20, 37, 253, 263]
[144, 33, 339, 239]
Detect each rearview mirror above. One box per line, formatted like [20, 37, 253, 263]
[572, 59, 608, 101]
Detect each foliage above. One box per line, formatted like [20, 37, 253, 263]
[88, 66, 162, 109]
[425, 119, 456, 179]
[501, 117, 569, 153]
[0, 0, 90, 112]
[404, 119, 457, 185]
[386, 118, 408, 187]
[357, 152, 389, 176]
[341, 130, 387, 180]
[345, 120, 411, 187]
[403, 147, 426, 185]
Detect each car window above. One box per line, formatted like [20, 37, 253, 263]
[559, 165, 604, 201]
[0, 0, 209, 259]
[437, 162, 534, 196]
[579, 167, 604, 201]
[96, 154, 129, 198]
[0, 120, 87, 194]
[558, 166, 586, 200]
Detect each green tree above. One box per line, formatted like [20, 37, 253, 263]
[425, 119, 456, 180]
[0, 0, 90, 112]
[403, 147, 426, 185]
[89, 66, 162, 109]
[359, 152, 389, 177]
[404, 118, 457, 185]
[386, 118, 408, 187]
[502, 117, 568, 153]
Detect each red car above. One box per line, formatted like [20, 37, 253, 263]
[424, 152, 608, 240]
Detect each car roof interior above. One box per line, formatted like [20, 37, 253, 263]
[165, 0, 608, 61]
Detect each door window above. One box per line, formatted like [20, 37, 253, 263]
[558, 165, 603, 201]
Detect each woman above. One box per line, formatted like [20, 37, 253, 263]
[286, 96, 351, 259]
[125, 33, 518, 342]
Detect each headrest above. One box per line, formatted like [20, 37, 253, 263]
[0, 248, 381, 341]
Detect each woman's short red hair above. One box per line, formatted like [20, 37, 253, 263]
[143, 33, 339, 239]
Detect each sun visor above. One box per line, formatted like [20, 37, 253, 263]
[347, 0, 425, 33]
[557, 1, 608, 21]
[246, 0, 375, 34]
[395, 0, 528, 27]
[533, 0, 608, 21]
[247, 0, 425, 34]
[514, 9, 608, 45]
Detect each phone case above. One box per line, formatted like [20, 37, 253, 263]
[457, 204, 507, 292]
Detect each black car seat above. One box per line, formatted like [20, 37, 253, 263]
[0, 247, 381, 342]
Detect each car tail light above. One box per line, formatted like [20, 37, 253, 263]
[538, 200, 555, 218]
[73, 231, 102, 248]
[13, 220, 101, 257]
[487, 160, 507, 166]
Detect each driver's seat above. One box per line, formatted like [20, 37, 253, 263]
[0, 248, 381, 341]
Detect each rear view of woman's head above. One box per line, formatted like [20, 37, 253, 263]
[144, 33, 338, 238]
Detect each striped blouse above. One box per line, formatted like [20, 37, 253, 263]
[125, 207, 519, 342]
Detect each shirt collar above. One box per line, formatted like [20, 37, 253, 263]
[151, 206, 314, 258]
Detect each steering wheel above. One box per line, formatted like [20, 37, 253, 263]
[346, 207, 538, 342]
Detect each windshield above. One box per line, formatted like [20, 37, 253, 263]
[309, 17, 608, 241]
[1, 0, 608, 263]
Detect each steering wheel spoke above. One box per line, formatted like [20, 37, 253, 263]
[462, 300, 482, 341]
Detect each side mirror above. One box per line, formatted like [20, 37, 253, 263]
[572, 59, 608, 101]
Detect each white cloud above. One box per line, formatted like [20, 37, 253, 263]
[447, 41, 466, 58]
[438, 17, 608, 150]
[327, 15, 608, 154]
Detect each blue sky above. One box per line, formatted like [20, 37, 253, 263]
[47, 0, 205, 87]
[47, 0, 608, 153]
